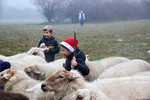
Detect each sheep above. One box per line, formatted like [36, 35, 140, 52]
[41, 70, 150, 100]
[0, 46, 47, 61]
[0, 46, 48, 71]
[26, 46, 48, 59]
[85, 56, 130, 81]
[9, 55, 47, 71]
[41, 70, 85, 100]
[25, 65, 45, 80]
[0, 90, 29, 100]
[83, 74, 150, 100]
[25, 57, 129, 81]
[24, 58, 65, 80]
[0, 69, 54, 100]
[99, 59, 150, 79]
[70, 89, 111, 100]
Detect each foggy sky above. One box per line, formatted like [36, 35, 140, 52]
[1, 0, 43, 20]
[3, 0, 36, 9]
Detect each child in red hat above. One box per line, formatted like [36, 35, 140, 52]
[60, 37, 89, 76]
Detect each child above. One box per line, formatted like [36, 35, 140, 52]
[38, 25, 60, 62]
[60, 37, 89, 76]
[0, 61, 11, 90]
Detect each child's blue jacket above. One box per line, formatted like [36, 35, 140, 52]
[38, 36, 60, 62]
[65, 47, 90, 76]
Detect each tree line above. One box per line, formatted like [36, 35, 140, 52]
[31, 0, 150, 23]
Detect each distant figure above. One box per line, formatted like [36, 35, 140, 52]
[79, 10, 85, 26]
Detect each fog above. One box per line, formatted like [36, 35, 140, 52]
[0, 0, 43, 21]
[0, 0, 150, 23]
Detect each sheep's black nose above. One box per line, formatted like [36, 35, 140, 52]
[76, 95, 83, 100]
[32, 52, 38, 55]
[41, 83, 48, 92]
[41, 83, 46, 88]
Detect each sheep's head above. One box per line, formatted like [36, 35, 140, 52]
[39, 43, 47, 48]
[27, 47, 47, 59]
[41, 70, 82, 93]
[0, 69, 16, 86]
[24, 66, 45, 80]
[24, 66, 40, 74]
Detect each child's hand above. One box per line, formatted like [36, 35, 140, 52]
[71, 58, 77, 67]
[63, 63, 65, 68]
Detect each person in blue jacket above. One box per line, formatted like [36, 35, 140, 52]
[79, 10, 85, 26]
[38, 25, 60, 62]
[60, 37, 89, 76]
[0, 61, 11, 90]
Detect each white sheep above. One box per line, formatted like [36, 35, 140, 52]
[0, 69, 54, 100]
[41, 70, 150, 100]
[70, 89, 111, 100]
[99, 59, 150, 79]
[0, 46, 48, 71]
[25, 56, 129, 81]
[41, 70, 85, 100]
[9, 55, 47, 71]
[26, 47, 46, 59]
[0, 53, 26, 61]
[0, 46, 47, 61]
[85, 56, 130, 81]
[24, 58, 66, 80]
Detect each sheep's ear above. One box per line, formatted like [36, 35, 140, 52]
[3, 74, 12, 80]
[67, 72, 78, 81]
[32, 66, 41, 74]
[24, 67, 31, 73]
[3, 70, 16, 80]
[33, 70, 41, 74]
[11, 70, 16, 76]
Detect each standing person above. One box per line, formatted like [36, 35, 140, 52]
[38, 25, 60, 62]
[60, 37, 89, 76]
[0, 61, 11, 90]
[79, 10, 85, 26]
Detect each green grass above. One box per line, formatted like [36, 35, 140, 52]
[0, 19, 150, 62]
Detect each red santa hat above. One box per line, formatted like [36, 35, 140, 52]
[60, 37, 78, 52]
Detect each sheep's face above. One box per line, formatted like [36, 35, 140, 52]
[41, 70, 77, 93]
[24, 66, 40, 74]
[30, 48, 42, 55]
[24, 66, 45, 80]
[27, 47, 46, 59]
[0, 69, 16, 86]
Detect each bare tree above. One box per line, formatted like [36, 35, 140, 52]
[31, 0, 150, 23]
[31, 0, 65, 22]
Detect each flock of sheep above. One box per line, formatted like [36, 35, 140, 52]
[0, 45, 150, 100]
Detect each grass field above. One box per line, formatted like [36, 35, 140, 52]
[0, 20, 150, 62]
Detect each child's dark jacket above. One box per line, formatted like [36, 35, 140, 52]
[65, 47, 90, 76]
[0, 61, 10, 72]
[38, 36, 60, 62]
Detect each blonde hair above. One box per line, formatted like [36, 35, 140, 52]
[43, 25, 53, 33]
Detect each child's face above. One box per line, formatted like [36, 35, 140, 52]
[43, 30, 52, 39]
[61, 46, 72, 58]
